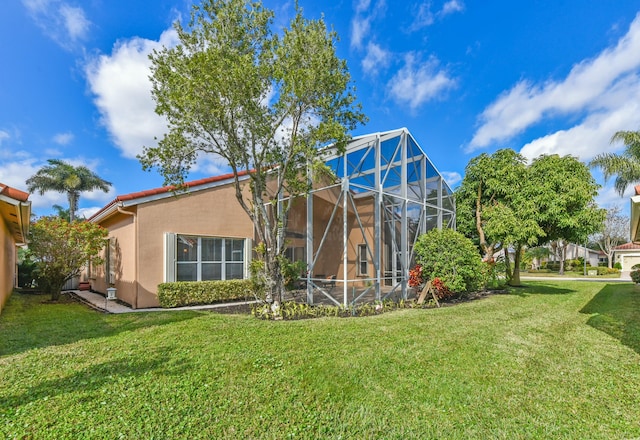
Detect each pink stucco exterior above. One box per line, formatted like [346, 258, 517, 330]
[0, 183, 31, 314]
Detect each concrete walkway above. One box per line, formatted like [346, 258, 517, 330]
[69, 289, 258, 314]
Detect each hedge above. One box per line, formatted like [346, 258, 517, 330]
[157, 279, 255, 308]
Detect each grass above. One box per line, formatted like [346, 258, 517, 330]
[2, 282, 640, 439]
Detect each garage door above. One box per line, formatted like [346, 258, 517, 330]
[622, 255, 640, 271]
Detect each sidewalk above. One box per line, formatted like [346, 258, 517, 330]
[69, 289, 258, 314]
[520, 274, 632, 283]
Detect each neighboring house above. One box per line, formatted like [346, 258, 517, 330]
[88, 128, 455, 308]
[547, 242, 600, 267]
[0, 182, 31, 314]
[612, 242, 640, 272]
[631, 185, 640, 244]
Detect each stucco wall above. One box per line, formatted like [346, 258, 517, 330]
[91, 211, 137, 306]
[99, 184, 254, 308]
[0, 219, 15, 314]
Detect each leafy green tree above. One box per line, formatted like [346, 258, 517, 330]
[457, 151, 604, 285]
[524, 246, 550, 270]
[591, 205, 628, 268]
[456, 149, 542, 285]
[28, 217, 108, 301]
[51, 204, 71, 222]
[26, 159, 112, 222]
[139, 0, 365, 304]
[591, 130, 640, 195]
[528, 154, 605, 275]
[413, 228, 487, 294]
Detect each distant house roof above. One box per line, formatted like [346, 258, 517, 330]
[0, 182, 31, 245]
[614, 242, 640, 251]
[89, 171, 249, 223]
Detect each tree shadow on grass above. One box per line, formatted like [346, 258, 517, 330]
[0, 347, 192, 410]
[507, 282, 576, 297]
[580, 283, 640, 355]
[0, 292, 204, 357]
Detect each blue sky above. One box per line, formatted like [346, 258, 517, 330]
[2, 0, 640, 218]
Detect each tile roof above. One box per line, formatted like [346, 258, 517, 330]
[0, 182, 29, 202]
[89, 171, 248, 222]
[614, 242, 640, 250]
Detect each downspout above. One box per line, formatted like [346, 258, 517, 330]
[117, 205, 138, 309]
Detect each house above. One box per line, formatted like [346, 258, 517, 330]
[612, 242, 640, 272]
[631, 185, 640, 244]
[546, 242, 600, 267]
[88, 128, 456, 308]
[0, 182, 31, 314]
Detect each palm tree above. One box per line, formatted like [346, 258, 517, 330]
[26, 159, 112, 221]
[591, 130, 640, 196]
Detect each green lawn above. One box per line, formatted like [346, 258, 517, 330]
[2, 282, 640, 439]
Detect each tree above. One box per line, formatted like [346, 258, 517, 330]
[26, 159, 112, 222]
[139, 0, 365, 304]
[455, 149, 542, 286]
[591, 129, 640, 196]
[591, 205, 628, 268]
[524, 246, 550, 270]
[28, 217, 108, 301]
[52, 204, 71, 222]
[457, 151, 604, 285]
[528, 154, 605, 275]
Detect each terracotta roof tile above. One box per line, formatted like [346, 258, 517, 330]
[614, 242, 640, 250]
[89, 170, 248, 221]
[0, 182, 29, 202]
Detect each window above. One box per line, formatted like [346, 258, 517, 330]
[357, 243, 368, 276]
[284, 246, 305, 263]
[176, 235, 245, 282]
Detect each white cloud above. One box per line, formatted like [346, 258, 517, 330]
[0, 155, 116, 215]
[59, 4, 90, 41]
[519, 85, 640, 161]
[409, 2, 434, 32]
[0, 130, 9, 145]
[362, 42, 391, 75]
[354, 0, 371, 14]
[440, 0, 464, 16]
[351, 14, 371, 50]
[350, 0, 386, 50]
[53, 132, 74, 145]
[595, 184, 635, 215]
[388, 53, 456, 110]
[409, 0, 464, 32]
[470, 12, 640, 150]
[22, 0, 91, 50]
[441, 171, 462, 187]
[85, 29, 178, 159]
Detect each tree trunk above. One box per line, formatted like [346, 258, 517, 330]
[504, 248, 513, 283]
[558, 242, 567, 275]
[509, 243, 522, 286]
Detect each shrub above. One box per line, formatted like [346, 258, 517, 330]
[631, 270, 640, 284]
[614, 262, 622, 270]
[158, 279, 254, 307]
[252, 300, 414, 320]
[565, 259, 581, 271]
[595, 266, 620, 275]
[413, 228, 487, 294]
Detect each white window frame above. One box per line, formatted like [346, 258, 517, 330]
[167, 234, 247, 282]
[357, 243, 368, 276]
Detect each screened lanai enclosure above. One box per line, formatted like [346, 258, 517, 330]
[282, 128, 456, 306]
